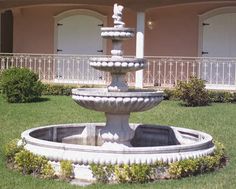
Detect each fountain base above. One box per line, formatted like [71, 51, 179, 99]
[21, 123, 215, 181]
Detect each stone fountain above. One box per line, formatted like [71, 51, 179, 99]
[21, 4, 215, 181]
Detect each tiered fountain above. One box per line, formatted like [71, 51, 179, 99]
[21, 4, 215, 181]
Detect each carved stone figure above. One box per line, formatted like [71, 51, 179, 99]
[112, 3, 125, 28]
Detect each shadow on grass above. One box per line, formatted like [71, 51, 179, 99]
[177, 101, 211, 108]
[30, 97, 50, 103]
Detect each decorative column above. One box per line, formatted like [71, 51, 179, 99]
[135, 12, 145, 89]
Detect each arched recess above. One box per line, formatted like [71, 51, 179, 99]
[0, 10, 13, 53]
[198, 7, 236, 57]
[54, 9, 107, 55]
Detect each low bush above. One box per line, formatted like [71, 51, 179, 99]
[0, 68, 43, 103]
[14, 149, 55, 178]
[4, 139, 24, 163]
[163, 88, 236, 104]
[42, 84, 103, 96]
[5, 139, 55, 179]
[60, 160, 73, 180]
[174, 76, 210, 106]
[90, 163, 114, 183]
[90, 141, 226, 183]
[208, 91, 235, 103]
[42, 84, 75, 96]
[163, 89, 176, 100]
[114, 164, 151, 183]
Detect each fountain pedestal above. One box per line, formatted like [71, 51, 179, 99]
[101, 113, 133, 148]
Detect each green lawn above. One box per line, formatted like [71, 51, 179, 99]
[0, 95, 235, 189]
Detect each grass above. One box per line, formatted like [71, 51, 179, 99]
[0, 95, 236, 189]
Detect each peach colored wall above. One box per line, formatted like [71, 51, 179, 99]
[12, 2, 236, 56]
[12, 5, 136, 55]
[145, 2, 236, 56]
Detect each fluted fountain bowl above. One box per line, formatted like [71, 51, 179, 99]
[72, 88, 163, 114]
[101, 27, 135, 40]
[89, 57, 146, 73]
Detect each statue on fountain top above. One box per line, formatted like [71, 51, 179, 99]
[112, 3, 125, 28]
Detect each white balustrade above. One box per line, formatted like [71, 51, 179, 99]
[1, 53, 236, 90]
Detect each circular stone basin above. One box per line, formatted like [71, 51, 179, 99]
[101, 27, 135, 40]
[72, 88, 163, 113]
[21, 123, 215, 165]
[89, 57, 146, 73]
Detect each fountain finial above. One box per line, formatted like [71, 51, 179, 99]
[112, 3, 125, 28]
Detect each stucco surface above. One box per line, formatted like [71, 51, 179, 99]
[11, 2, 236, 56]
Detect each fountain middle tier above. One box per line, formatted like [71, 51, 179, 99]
[89, 57, 146, 73]
[72, 88, 163, 114]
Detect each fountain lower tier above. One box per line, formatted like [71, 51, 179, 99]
[21, 123, 215, 180]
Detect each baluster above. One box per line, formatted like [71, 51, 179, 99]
[234, 60, 236, 86]
[158, 60, 161, 86]
[164, 60, 167, 85]
[210, 61, 213, 84]
[222, 62, 225, 85]
[147, 59, 150, 85]
[72, 57, 75, 80]
[216, 61, 219, 85]
[152, 59, 155, 86]
[175, 60, 178, 86]
[76, 59, 80, 81]
[169, 61, 173, 85]
[198, 59, 201, 79]
[180, 61, 184, 81]
[186, 60, 189, 82]
[228, 61, 231, 85]
[62, 58, 65, 80]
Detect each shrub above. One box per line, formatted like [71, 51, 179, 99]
[41, 163, 55, 179]
[42, 84, 75, 96]
[114, 164, 151, 183]
[208, 91, 234, 103]
[90, 163, 114, 183]
[163, 89, 176, 100]
[14, 149, 54, 178]
[0, 68, 43, 103]
[168, 141, 226, 178]
[175, 76, 210, 106]
[4, 139, 24, 163]
[90, 141, 226, 183]
[60, 160, 73, 180]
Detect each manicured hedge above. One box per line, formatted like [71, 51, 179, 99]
[0, 68, 43, 103]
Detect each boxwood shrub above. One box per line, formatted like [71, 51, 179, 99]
[174, 76, 210, 106]
[0, 68, 43, 103]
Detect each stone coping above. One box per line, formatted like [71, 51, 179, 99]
[21, 123, 215, 165]
[72, 88, 163, 97]
[101, 27, 135, 32]
[89, 57, 145, 63]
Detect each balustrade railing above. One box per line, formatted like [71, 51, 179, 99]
[0, 53, 236, 90]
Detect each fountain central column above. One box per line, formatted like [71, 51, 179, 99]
[101, 113, 133, 148]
